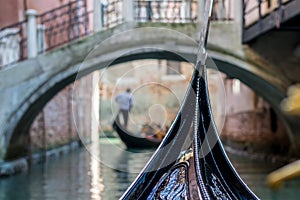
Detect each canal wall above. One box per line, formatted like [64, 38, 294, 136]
[4, 72, 99, 160]
[0, 141, 80, 177]
[0, 71, 99, 176]
[30, 72, 98, 153]
[221, 78, 291, 157]
[29, 85, 77, 152]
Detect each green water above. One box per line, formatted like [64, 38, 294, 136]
[0, 138, 299, 199]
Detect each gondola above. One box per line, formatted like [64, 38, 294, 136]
[112, 121, 161, 148]
[119, 0, 259, 199]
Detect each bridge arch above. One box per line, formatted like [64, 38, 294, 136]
[1, 27, 293, 159]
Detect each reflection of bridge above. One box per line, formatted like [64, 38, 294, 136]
[0, 0, 299, 160]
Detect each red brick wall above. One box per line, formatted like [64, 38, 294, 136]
[72, 73, 94, 144]
[30, 73, 94, 152]
[221, 78, 290, 154]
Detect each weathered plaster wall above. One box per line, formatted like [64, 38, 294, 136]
[0, 0, 24, 27]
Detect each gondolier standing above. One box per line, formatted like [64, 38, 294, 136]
[115, 88, 133, 128]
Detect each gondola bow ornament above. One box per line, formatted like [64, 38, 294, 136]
[120, 0, 259, 199]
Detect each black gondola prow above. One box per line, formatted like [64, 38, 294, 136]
[119, 0, 259, 199]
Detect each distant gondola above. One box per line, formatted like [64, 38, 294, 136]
[119, 0, 259, 199]
[112, 121, 161, 149]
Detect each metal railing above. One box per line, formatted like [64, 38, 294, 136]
[0, 0, 236, 69]
[37, 0, 91, 52]
[0, 0, 92, 68]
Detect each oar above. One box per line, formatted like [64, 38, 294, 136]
[281, 84, 300, 115]
[267, 159, 300, 189]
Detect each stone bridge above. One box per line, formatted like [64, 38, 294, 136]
[1, 20, 299, 161]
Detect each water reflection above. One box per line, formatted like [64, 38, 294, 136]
[0, 146, 97, 200]
[228, 154, 300, 200]
[90, 142, 103, 200]
[0, 138, 299, 199]
[99, 138, 154, 198]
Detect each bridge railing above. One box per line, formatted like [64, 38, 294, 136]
[0, 21, 27, 69]
[211, 0, 234, 21]
[0, 0, 92, 68]
[134, 0, 198, 23]
[242, 0, 294, 42]
[0, 0, 235, 69]
[37, 0, 91, 53]
[133, 0, 233, 23]
[102, 0, 124, 29]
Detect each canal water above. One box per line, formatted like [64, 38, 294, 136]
[0, 137, 299, 200]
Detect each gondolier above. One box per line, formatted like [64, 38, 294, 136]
[115, 88, 133, 128]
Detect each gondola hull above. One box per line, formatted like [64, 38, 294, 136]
[119, 0, 258, 198]
[113, 122, 161, 149]
[120, 65, 258, 200]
